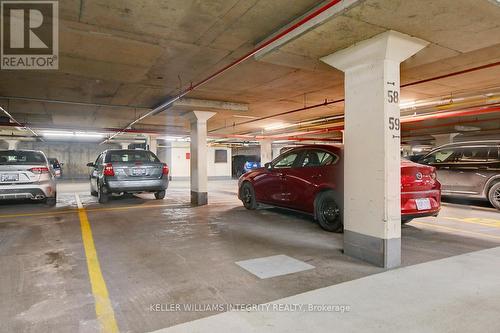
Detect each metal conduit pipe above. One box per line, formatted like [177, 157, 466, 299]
[214, 104, 500, 141]
[209, 61, 500, 133]
[237, 88, 500, 137]
[0, 106, 42, 141]
[102, 0, 344, 143]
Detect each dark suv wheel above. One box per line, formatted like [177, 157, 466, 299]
[98, 184, 109, 204]
[315, 191, 343, 233]
[155, 190, 166, 200]
[488, 182, 500, 210]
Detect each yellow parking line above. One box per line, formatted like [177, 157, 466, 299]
[76, 194, 119, 333]
[0, 203, 186, 219]
[0, 209, 77, 219]
[85, 202, 188, 213]
[0, 198, 237, 220]
[413, 221, 500, 241]
[443, 217, 500, 228]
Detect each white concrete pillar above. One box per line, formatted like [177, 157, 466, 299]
[272, 146, 281, 160]
[187, 111, 216, 206]
[401, 144, 412, 157]
[5, 140, 18, 150]
[148, 136, 158, 155]
[120, 142, 129, 149]
[432, 133, 458, 148]
[321, 31, 428, 268]
[260, 139, 273, 165]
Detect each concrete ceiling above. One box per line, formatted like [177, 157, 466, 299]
[0, 0, 499, 141]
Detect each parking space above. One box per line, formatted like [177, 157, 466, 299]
[1, 180, 499, 332]
[1, 1, 500, 332]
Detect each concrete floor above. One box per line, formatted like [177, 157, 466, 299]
[1, 180, 499, 332]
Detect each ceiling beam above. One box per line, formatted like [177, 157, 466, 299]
[253, 0, 363, 60]
[172, 98, 248, 112]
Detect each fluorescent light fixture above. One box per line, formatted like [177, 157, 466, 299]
[264, 123, 289, 131]
[400, 100, 416, 108]
[42, 131, 104, 138]
[160, 136, 190, 142]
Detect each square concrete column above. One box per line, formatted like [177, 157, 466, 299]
[433, 133, 458, 147]
[321, 31, 428, 268]
[260, 139, 273, 165]
[5, 140, 18, 150]
[148, 136, 158, 155]
[187, 111, 216, 206]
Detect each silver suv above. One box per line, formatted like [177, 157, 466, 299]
[418, 141, 500, 210]
[0, 150, 57, 206]
[87, 149, 169, 203]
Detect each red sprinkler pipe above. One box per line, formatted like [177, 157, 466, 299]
[210, 61, 500, 133]
[256, 105, 500, 137]
[104, 0, 344, 142]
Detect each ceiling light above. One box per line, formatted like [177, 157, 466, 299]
[264, 123, 289, 131]
[400, 100, 416, 108]
[42, 131, 104, 139]
[160, 136, 190, 142]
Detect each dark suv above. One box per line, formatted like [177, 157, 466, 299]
[418, 141, 500, 209]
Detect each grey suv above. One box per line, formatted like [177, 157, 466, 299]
[87, 149, 169, 203]
[418, 141, 500, 210]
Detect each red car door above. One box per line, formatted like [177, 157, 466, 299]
[253, 167, 284, 204]
[254, 150, 301, 205]
[282, 149, 340, 213]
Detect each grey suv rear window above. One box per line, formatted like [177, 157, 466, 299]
[106, 151, 159, 163]
[0, 151, 46, 164]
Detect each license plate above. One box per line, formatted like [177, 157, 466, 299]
[416, 198, 431, 210]
[1, 174, 19, 182]
[132, 168, 146, 176]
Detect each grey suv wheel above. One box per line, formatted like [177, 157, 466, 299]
[98, 184, 109, 204]
[155, 190, 166, 200]
[488, 182, 500, 210]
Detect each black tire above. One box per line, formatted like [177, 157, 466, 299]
[155, 190, 166, 200]
[488, 182, 500, 210]
[45, 193, 57, 206]
[401, 217, 413, 224]
[240, 182, 258, 210]
[315, 191, 343, 233]
[98, 184, 109, 204]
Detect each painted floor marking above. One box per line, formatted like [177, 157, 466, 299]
[75, 193, 119, 333]
[413, 221, 500, 241]
[443, 216, 500, 228]
[236, 255, 315, 279]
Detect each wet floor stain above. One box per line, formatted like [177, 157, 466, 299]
[45, 251, 64, 268]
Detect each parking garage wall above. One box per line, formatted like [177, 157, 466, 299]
[165, 143, 232, 180]
[17, 141, 121, 179]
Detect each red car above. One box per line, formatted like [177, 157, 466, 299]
[238, 145, 440, 232]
